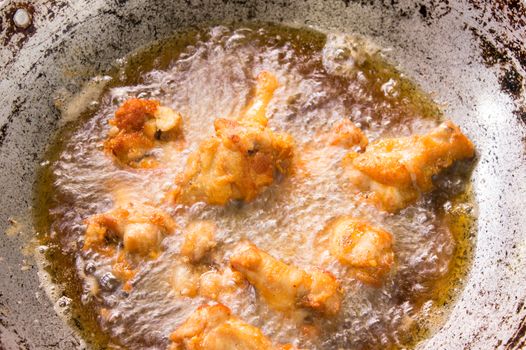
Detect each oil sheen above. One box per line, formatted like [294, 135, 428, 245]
[34, 23, 476, 350]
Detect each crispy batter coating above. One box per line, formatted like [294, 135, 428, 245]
[84, 203, 176, 258]
[170, 265, 246, 300]
[230, 243, 341, 316]
[344, 120, 474, 212]
[113, 99, 160, 131]
[172, 262, 201, 297]
[112, 251, 136, 283]
[169, 304, 292, 350]
[105, 132, 155, 167]
[198, 268, 246, 300]
[242, 71, 279, 126]
[84, 203, 175, 289]
[105, 98, 183, 167]
[174, 118, 293, 205]
[325, 216, 394, 286]
[173, 72, 294, 205]
[329, 119, 368, 151]
[181, 221, 217, 263]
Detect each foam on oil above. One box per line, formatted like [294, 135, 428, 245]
[34, 23, 476, 349]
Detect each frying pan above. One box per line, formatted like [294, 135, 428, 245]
[0, 0, 525, 349]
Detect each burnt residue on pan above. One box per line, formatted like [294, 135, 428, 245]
[1, 2, 36, 47]
[472, 32, 525, 101]
[0, 0, 69, 65]
[0, 96, 26, 149]
[499, 67, 524, 98]
[0, 0, 525, 349]
[505, 312, 526, 350]
[468, 0, 526, 30]
[467, 0, 526, 338]
[343, 0, 526, 123]
[514, 108, 526, 127]
[0, 296, 32, 350]
[466, 0, 526, 128]
[414, 1, 452, 22]
[337, 1, 526, 130]
[341, 0, 452, 21]
[346, 0, 526, 129]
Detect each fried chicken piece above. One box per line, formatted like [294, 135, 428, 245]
[198, 268, 246, 300]
[344, 121, 474, 212]
[173, 72, 294, 205]
[112, 251, 136, 281]
[170, 265, 245, 300]
[84, 203, 176, 258]
[230, 243, 341, 316]
[105, 132, 155, 167]
[172, 262, 201, 297]
[325, 216, 394, 285]
[242, 71, 279, 126]
[329, 119, 368, 151]
[181, 221, 217, 263]
[170, 304, 292, 350]
[105, 98, 183, 167]
[174, 118, 294, 205]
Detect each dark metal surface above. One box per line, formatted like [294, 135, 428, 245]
[0, 0, 525, 349]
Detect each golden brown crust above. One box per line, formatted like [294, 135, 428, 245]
[112, 98, 160, 132]
[105, 98, 183, 168]
[198, 268, 246, 300]
[83, 203, 176, 287]
[230, 242, 342, 317]
[169, 303, 293, 350]
[242, 71, 279, 126]
[171, 71, 294, 206]
[104, 131, 155, 166]
[325, 216, 394, 286]
[181, 221, 217, 263]
[329, 119, 368, 151]
[345, 120, 475, 212]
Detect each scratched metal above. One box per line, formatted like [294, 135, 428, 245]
[0, 0, 524, 349]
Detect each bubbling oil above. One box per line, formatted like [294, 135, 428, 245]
[34, 23, 476, 350]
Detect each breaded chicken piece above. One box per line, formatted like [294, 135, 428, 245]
[171, 262, 201, 298]
[174, 118, 293, 205]
[105, 98, 183, 167]
[84, 203, 176, 258]
[242, 71, 280, 126]
[330, 119, 368, 151]
[170, 265, 245, 300]
[230, 243, 341, 316]
[325, 216, 394, 285]
[198, 268, 246, 300]
[105, 132, 155, 167]
[181, 221, 217, 263]
[169, 304, 293, 350]
[173, 72, 294, 205]
[344, 121, 474, 212]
